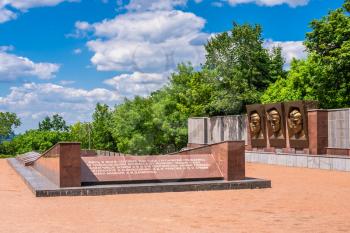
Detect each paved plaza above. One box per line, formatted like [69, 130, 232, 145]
[1, 159, 349, 233]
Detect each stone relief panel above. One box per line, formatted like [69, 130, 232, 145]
[246, 104, 267, 147]
[284, 101, 318, 148]
[265, 103, 286, 148]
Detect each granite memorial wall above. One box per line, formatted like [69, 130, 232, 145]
[23, 141, 246, 188]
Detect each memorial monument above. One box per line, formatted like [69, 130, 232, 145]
[8, 141, 271, 197]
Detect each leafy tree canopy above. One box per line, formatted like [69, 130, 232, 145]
[0, 112, 21, 138]
[263, 0, 350, 108]
[205, 23, 285, 114]
[38, 114, 69, 132]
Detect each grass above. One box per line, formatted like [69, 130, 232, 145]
[0, 154, 14, 159]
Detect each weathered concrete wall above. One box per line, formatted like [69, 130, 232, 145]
[188, 115, 247, 145]
[328, 109, 350, 149]
[223, 115, 247, 142]
[208, 117, 223, 144]
[188, 117, 209, 145]
[246, 151, 350, 172]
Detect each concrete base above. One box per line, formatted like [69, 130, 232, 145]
[246, 151, 350, 172]
[8, 158, 271, 197]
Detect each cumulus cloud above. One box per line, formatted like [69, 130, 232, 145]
[0, 8, 17, 23]
[73, 3, 210, 98]
[125, 0, 187, 11]
[0, 82, 121, 131]
[59, 80, 75, 85]
[226, 0, 309, 7]
[0, 0, 78, 23]
[0, 50, 60, 81]
[104, 72, 168, 97]
[79, 10, 208, 74]
[264, 40, 307, 68]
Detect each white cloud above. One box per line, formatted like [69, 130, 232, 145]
[0, 45, 14, 52]
[104, 72, 168, 97]
[212, 2, 224, 7]
[73, 48, 82, 54]
[226, 0, 309, 7]
[0, 8, 17, 23]
[264, 40, 307, 68]
[59, 80, 75, 85]
[0, 82, 121, 132]
[0, 50, 60, 81]
[69, 0, 210, 104]
[125, 0, 187, 11]
[79, 10, 208, 74]
[0, 0, 79, 23]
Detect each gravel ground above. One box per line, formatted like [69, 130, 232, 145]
[0, 159, 350, 233]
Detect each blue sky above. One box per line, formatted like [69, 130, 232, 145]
[0, 0, 344, 132]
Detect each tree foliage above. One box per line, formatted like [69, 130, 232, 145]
[0, 112, 21, 138]
[92, 103, 116, 151]
[205, 23, 285, 114]
[262, 0, 350, 108]
[0, 130, 71, 155]
[69, 122, 92, 149]
[39, 114, 69, 132]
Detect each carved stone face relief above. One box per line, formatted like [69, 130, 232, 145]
[287, 108, 305, 139]
[267, 109, 281, 134]
[249, 112, 262, 139]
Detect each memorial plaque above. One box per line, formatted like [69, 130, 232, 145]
[265, 103, 286, 148]
[284, 101, 318, 149]
[81, 154, 224, 183]
[246, 104, 267, 147]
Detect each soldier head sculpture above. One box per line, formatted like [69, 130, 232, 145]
[267, 109, 283, 139]
[249, 112, 262, 139]
[288, 108, 305, 139]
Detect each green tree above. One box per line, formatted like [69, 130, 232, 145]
[150, 64, 217, 152]
[0, 112, 21, 138]
[261, 59, 318, 103]
[92, 103, 116, 151]
[39, 114, 68, 132]
[204, 23, 285, 114]
[9, 130, 71, 155]
[70, 122, 92, 149]
[111, 97, 156, 155]
[263, 0, 350, 108]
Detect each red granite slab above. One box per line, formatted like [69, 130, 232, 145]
[81, 154, 224, 183]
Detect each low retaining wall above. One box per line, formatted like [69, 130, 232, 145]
[246, 151, 350, 172]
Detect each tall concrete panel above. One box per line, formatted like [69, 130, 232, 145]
[223, 115, 247, 143]
[328, 109, 350, 148]
[188, 115, 247, 145]
[208, 116, 224, 144]
[188, 117, 209, 144]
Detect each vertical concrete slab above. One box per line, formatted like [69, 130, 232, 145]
[332, 158, 347, 171]
[319, 157, 331, 170]
[345, 159, 350, 172]
[276, 155, 287, 166]
[286, 155, 297, 167]
[296, 156, 308, 168]
[188, 117, 208, 144]
[209, 117, 223, 144]
[260, 153, 268, 164]
[328, 109, 350, 149]
[252, 152, 259, 163]
[307, 157, 320, 169]
[267, 154, 277, 165]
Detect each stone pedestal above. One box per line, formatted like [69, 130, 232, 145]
[308, 110, 328, 155]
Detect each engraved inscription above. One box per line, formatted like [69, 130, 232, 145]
[87, 158, 210, 176]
